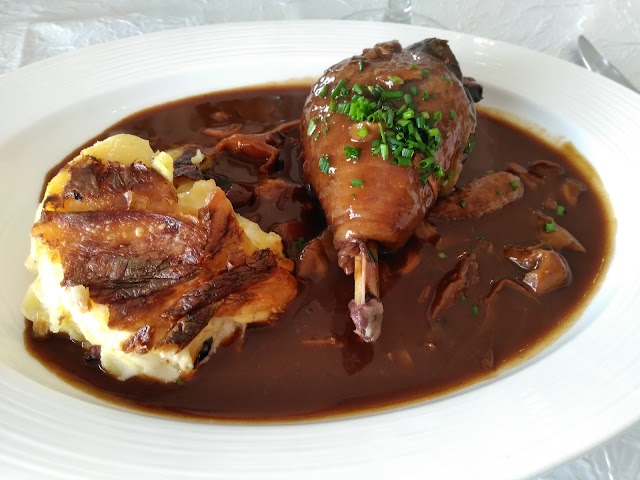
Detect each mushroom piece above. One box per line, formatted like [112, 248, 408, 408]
[504, 245, 572, 294]
[534, 210, 586, 252]
[430, 171, 524, 222]
[428, 253, 480, 318]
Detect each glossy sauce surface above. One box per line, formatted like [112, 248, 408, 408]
[26, 86, 613, 420]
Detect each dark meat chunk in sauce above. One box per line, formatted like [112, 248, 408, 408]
[27, 85, 613, 421]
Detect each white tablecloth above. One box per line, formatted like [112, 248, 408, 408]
[2, 1, 639, 478]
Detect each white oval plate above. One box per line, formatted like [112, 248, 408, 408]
[1, 20, 640, 480]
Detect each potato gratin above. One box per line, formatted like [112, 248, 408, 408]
[22, 134, 296, 382]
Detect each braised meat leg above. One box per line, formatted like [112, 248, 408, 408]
[301, 39, 481, 341]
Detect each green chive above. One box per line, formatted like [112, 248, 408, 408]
[545, 221, 556, 233]
[317, 84, 329, 98]
[464, 140, 475, 154]
[351, 178, 364, 187]
[496, 189, 503, 195]
[389, 75, 404, 85]
[344, 145, 361, 160]
[358, 59, 365, 71]
[306, 118, 318, 137]
[421, 68, 430, 78]
[442, 74, 453, 84]
[472, 305, 479, 317]
[318, 154, 330, 174]
[409, 85, 418, 96]
[410, 62, 418, 70]
[368, 248, 378, 263]
[296, 237, 305, 251]
[449, 109, 456, 120]
[380, 90, 404, 99]
[380, 143, 389, 160]
[331, 78, 348, 99]
[357, 126, 369, 138]
[556, 204, 566, 216]
[459, 200, 467, 208]
[437, 251, 447, 259]
[510, 180, 519, 190]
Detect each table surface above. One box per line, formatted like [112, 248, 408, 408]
[2, 1, 639, 478]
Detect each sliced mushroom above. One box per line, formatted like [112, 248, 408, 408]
[505, 162, 540, 190]
[529, 159, 565, 178]
[504, 245, 572, 294]
[534, 211, 585, 252]
[430, 171, 524, 222]
[560, 177, 586, 207]
[429, 253, 479, 318]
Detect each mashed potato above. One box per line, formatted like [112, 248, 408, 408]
[22, 134, 296, 382]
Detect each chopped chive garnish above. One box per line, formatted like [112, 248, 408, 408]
[331, 78, 348, 99]
[464, 140, 475, 154]
[556, 204, 566, 216]
[410, 62, 418, 70]
[380, 143, 389, 160]
[460, 293, 468, 302]
[442, 74, 453, 84]
[344, 145, 361, 160]
[358, 59, 365, 71]
[368, 248, 378, 263]
[322, 78, 451, 183]
[352, 193, 357, 200]
[437, 251, 447, 259]
[389, 75, 404, 85]
[422, 91, 429, 101]
[380, 90, 404, 99]
[296, 236, 305, 251]
[449, 109, 456, 120]
[306, 118, 318, 136]
[318, 84, 329, 98]
[472, 305, 479, 317]
[318, 154, 330, 174]
[421, 68, 430, 78]
[496, 189, 503, 195]
[459, 200, 467, 208]
[545, 220, 556, 233]
[510, 180, 519, 190]
[351, 178, 364, 187]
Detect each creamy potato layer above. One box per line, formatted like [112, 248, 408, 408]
[22, 134, 296, 382]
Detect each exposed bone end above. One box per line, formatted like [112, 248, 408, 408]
[351, 241, 383, 341]
[348, 298, 384, 342]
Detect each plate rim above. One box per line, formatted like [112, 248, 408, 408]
[2, 20, 640, 480]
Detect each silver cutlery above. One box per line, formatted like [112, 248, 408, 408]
[578, 35, 639, 94]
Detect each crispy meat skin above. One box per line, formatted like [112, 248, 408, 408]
[301, 39, 478, 255]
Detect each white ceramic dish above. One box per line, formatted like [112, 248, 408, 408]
[2, 20, 640, 480]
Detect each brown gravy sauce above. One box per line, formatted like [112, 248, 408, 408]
[26, 85, 614, 421]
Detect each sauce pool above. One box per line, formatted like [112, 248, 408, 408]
[26, 85, 614, 421]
